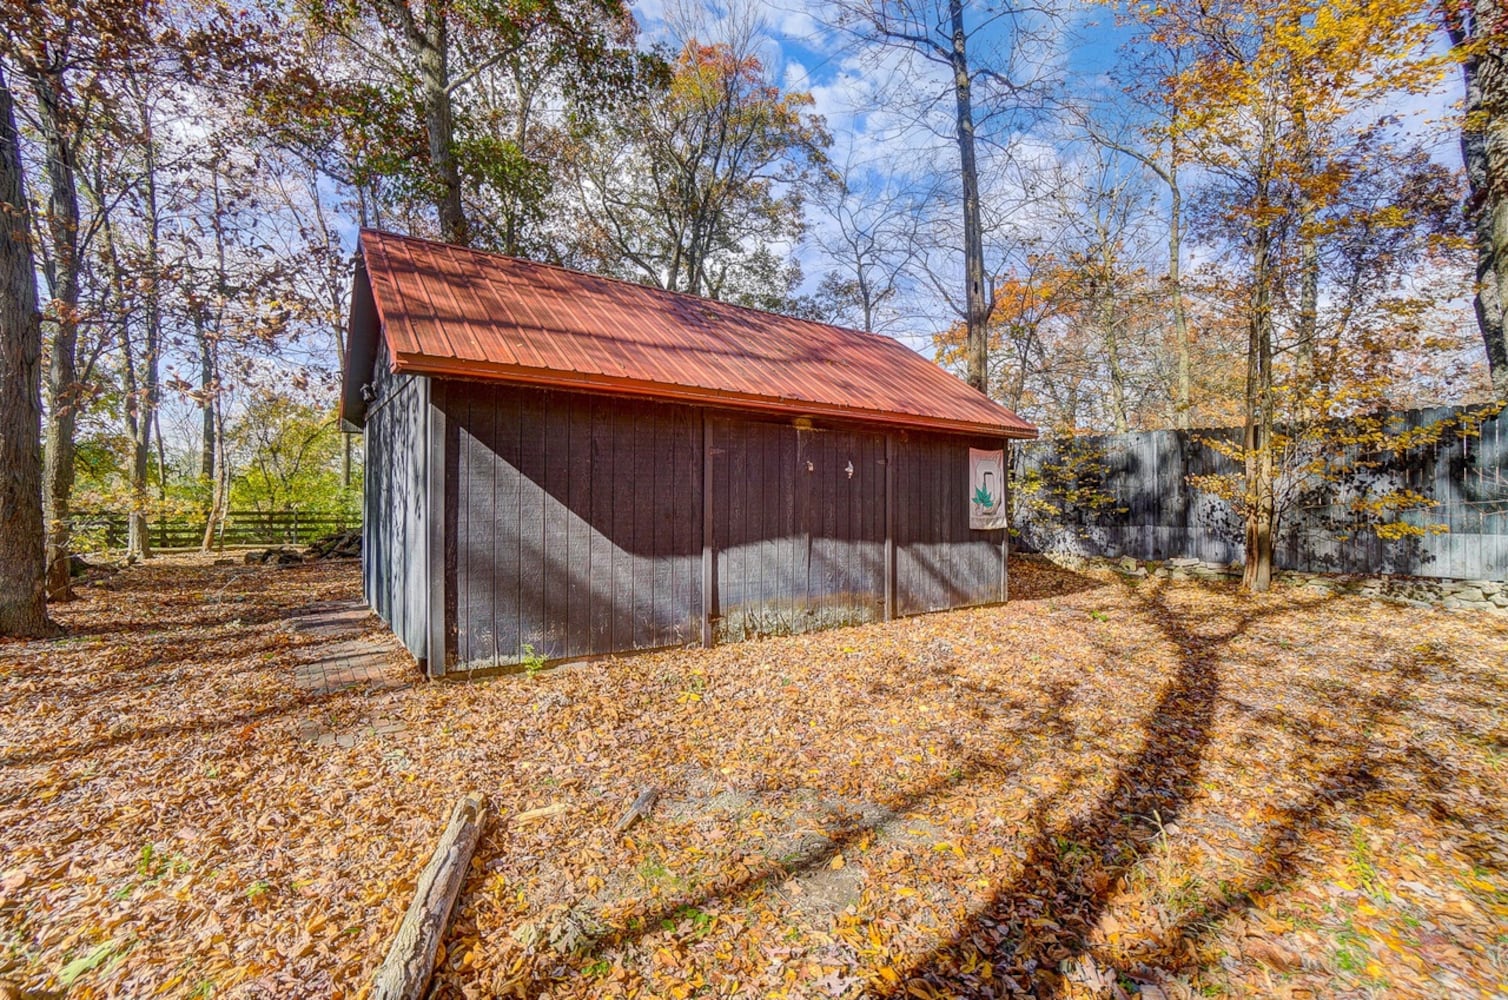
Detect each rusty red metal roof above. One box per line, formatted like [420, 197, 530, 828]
[354, 229, 1037, 439]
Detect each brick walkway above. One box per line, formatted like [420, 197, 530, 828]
[285, 599, 414, 694]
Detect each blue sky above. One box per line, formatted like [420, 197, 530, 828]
[629, 0, 1166, 345]
[624, 0, 1468, 351]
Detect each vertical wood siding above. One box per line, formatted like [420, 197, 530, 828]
[894, 432, 1007, 614]
[362, 353, 431, 660]
[708, 416, 889, 641]
[423, 382, 1013, 667]
[445, 382, 702, 667]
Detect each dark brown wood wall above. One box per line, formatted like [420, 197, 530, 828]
[444, 380, 702, 667]
[894, 433, 1007, 614]
[709, 416, 888, 641]
[429, 381, 1009, 671]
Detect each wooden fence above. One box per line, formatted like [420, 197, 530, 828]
[1014, 404, 1508, 581]
[73, 509, 357, 551]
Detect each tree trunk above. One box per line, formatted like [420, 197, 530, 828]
[128, 95, 162, 561]
[198, 161, 229, 527]
[200, 203, 231, 560]
[153, 408, 168, 505]
[196, 309, 222, 552]
[0, 69, 56, 637]
[416, 10, 467, 246]
[1448, 0, 1508, 401]
[94, 181, 137, 560]
[1104, 319, 1129, 433]
[1295, 199, 1319, 378]
[197, 310, 215, 490]
[505, 56, 531, 256]
[29, 63, 80, 602]
[1291, 88, 1319, 390]
[201, 396, 228, 551]
[1168, 155, 1192, 428]
[120, 318, 145, 557]
[949, 0, 990, 395]
[1098, 232, 1129, 433]
[1242, 132, 1278, 594]
[1088, 125, 1190, 427]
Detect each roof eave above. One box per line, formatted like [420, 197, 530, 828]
[339, 257, 379, 428]
[391, 352, 1039, 440]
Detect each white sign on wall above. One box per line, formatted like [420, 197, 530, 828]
[969, 448, 1007, 530]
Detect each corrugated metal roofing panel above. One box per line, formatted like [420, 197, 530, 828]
[358, 229, 1038, 439]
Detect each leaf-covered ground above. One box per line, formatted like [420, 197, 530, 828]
[3, 555, 1507, 999]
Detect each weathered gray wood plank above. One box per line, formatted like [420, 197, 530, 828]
[1016, 405, 1508, 580]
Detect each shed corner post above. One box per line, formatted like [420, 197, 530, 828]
[701, 410, 715, 648]
[426, 378, 450, 679]
[884, 433, 895, 621]
[1001, 437, 1011, 603]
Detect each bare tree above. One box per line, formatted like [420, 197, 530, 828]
[25, 53, 84, 599]
[1076, 95, 1196, 426]
[825, 0, 1062, 393]
[1047, 144, 1160, 432]
[809, 153, 920, 333]
[122, 84, 164, 561]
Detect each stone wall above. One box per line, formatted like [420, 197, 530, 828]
[1036, 553, 1508, 614]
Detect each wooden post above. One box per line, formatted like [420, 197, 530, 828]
[372, 793, 487, 1000]
[426, 378, 447, 678]
[701, 410, 714, 648]
[884, 433, 895, 621]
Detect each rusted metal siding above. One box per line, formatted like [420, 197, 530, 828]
[430, 381, 1010, 670]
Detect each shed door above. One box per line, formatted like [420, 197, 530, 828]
[710, 417, 885, 641]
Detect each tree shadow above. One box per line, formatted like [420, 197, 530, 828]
[48, 603, 296, 641]
[880, 580, 1428, 997]
[475, 577, 1337, 996]
[1100, 653, 1432, 988]
[1008, 555, 1113, 602]
[4, 628, 388, 704]
[0, 670, 413, 772]
[873, 578, 1235, 995]
[470, 639, 1102, 995]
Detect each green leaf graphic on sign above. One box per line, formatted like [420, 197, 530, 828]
[973, 484, 994, 508]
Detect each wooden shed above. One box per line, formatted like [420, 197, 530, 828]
[340, 230, 1038, 677]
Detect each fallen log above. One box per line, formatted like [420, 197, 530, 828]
[512, 802, 568, 824]
[372, 793, 488, 1000]
[612, 787, 659, 834]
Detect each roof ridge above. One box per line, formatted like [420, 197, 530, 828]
[359, 227, 916, 348]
